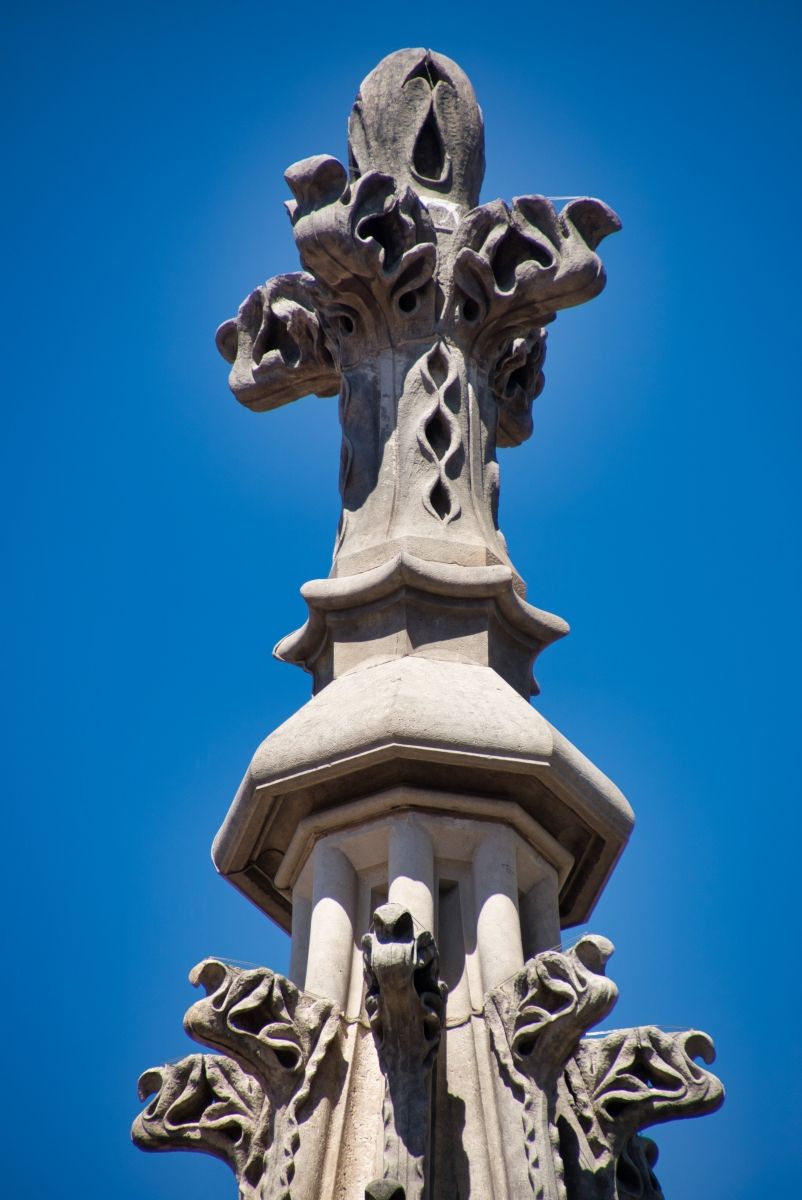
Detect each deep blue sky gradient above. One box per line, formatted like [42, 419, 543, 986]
[3, 2, 801, 1197]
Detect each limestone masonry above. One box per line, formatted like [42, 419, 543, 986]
[133, 48, 723, 1200]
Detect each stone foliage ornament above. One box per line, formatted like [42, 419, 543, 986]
[135, 46, 724, 1200]
[133, 961, 341, 1200]
[486, 938, 724, 1199]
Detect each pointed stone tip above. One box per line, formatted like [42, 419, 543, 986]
[136, 1066, 163, 1102]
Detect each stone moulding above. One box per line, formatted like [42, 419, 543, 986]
[274, 551, 569, 698]
[486, 938, 724, 1200]
[272, 788, 575, 895]
[133, 960, 341, 1200]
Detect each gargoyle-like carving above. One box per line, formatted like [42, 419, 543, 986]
[133, 960, 341, 1200]
[487, 937, 724, 1200]
[362, 903, 447, 1200]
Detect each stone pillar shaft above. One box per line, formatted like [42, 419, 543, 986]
[306, 841, 357, 1008]
[388, 815, 435, 934]
[473, 825, 525, 992]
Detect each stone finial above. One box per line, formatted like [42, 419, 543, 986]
[217, 48, 619, 600]
[215, 49, 620, 698]
[347, 48, 486, 212]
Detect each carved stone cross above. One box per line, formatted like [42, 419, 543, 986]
[217, 49, 619, 593]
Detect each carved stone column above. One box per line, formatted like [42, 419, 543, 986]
[133, 47, 724, 1200]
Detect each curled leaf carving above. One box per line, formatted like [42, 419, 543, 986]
[487, 935, 619, 1200]
[185, 958, 339, 1100]
[499, 935, 619, 1086]
[133, 961, 341, 1200]
[492, 327, 548, 448]
[447, 194, 620, 368]
[216, 272, 338, 410]
[576, 1026, 724, 1152]
[615, 1134, 663, 1200]
[285, 156, 437, 359]
[488, 936, 724, 1200]
[133, 1053, 268, 1195]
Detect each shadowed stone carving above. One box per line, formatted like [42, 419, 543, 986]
[362, 903, 447, 1200]
[218, 47, 619, 608]
[486, 938, 724, 1199]
[216, 272, 338, 410]
[133, 960, 340, 1200]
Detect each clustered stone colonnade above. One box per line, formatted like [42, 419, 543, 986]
[132, 48, 723, 1200]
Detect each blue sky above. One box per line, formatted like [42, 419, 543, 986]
[3, 2, 800, 1197]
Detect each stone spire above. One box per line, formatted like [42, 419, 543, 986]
[133, 49, 723, 1200]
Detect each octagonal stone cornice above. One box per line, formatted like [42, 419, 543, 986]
[212, 656, 633, 932]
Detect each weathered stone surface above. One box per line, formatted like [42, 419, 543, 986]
[486, 939, 724, 1200]
[133, 961, 341, 1200]
[217, 47, 619, 703]
[135, 46, 723, 1200]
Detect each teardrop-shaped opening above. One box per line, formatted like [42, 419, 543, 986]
[412, 104, 446, 183]
[427, 344, 449, 388]
[425, 411, 450, 458]
[430, 479, 451, 520]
